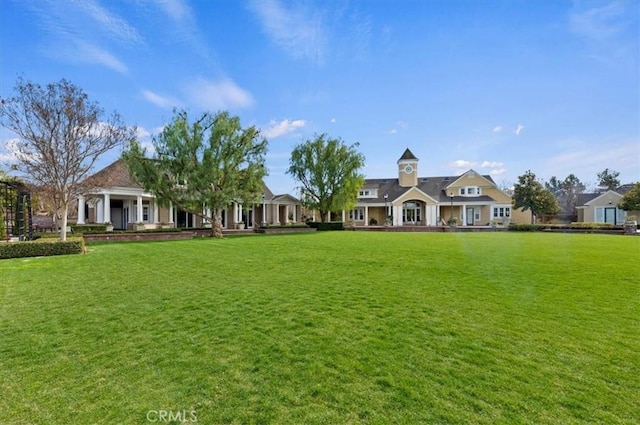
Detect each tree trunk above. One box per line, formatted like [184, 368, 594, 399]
[60, 203, 69, 241]
[212, 209, 223, 238]
[320, 211, 327, 222]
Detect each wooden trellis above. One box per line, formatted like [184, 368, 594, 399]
[0, 180, 33, 241]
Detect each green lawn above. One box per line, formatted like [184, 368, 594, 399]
[1, 232, 638, 424]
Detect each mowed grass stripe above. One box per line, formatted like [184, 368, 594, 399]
[0, 232, 638, 424]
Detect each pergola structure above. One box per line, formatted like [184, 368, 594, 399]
[0, 179, 33, 241]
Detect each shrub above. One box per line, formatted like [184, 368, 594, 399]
[260, 224, 309, 229]
[509, 223, 546, 232]
[0, 237, 84, 259]
[569, 222, 614, 229]
[369, 217, 378, 225]
[307, 221, 344, 231]
[70, 224, 108, 234]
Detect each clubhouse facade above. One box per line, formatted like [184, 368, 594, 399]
[343, 148, 532, 227]
[77, 160, 303, 230]
[77, 149, 533, 229]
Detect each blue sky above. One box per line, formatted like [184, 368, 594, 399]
[1, 0, 638, 194]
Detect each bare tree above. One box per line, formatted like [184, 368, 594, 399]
[0, 78, 135, 240]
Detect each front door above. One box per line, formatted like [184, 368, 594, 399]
[466, 207, 474, 225]
[604, 207, 617, 224]
[403, 202, 422, 225]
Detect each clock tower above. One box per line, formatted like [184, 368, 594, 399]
[398, 148, 418, 187]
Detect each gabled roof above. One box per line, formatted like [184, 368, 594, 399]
[272, 193, 300, 203]
[446, 169, 497, 189]
[578, 190, 622, 207]
[398, 148, 418, 161]
[358, 172, 500, 204]
[85, 159, 142, 188]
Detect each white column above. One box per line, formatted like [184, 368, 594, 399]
[364, 206, 369, 226]
[96, 199, 104, 223]
[293, 205, 297, 223]
[137, 195, 143, 223]
[103, 193, 111, 223]
[168, 202, 174, 224]
[312, 211, 316, 221]
[341, 210, 346, 222]
[461, 204, 466, 226]
[393, 205, 401, 226]
[275, 204, 280, 224]
[77, 195, 86, 224]
[153, 199, 159, 223]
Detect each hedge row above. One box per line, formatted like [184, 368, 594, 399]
[70, 224, 108, 234]
[307, 221, 344, 231]
[260, 224, 310, 229]
[508, 224, 541, 231]
[509, 223, 620, 232]
[0, 237, 85, 259]
[569, 222, 615, 229]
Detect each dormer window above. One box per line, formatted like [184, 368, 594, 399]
[358, 189, 378, 198]
[459, 186, 481, 196]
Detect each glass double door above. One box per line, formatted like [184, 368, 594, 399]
[402, 202, 421, 224]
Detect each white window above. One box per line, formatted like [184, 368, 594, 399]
[493, 207, 511, 218]
[459, 186, 481, 196]
[349, 208, 364, 221]
[358, 190, 377, 199]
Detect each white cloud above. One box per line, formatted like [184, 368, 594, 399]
[77, 0, 143, 45]
[141, 90, 178, 108]
[388, 129, 397, 135]
[262, 119, 306, 138]
[569, 1, 626, 41]
[545, 139, 640, 181]
[82, 43, 129, 74]
[330, 118, 336, 123]
[481, 161, 504, 168]
[449, 160, 477, 169]
[184, 78, 255, 110]
[515, 124, 524, 136]
[247, 0, 327, 65]
[23, 0, 139, 74]
[493, 126, 503, 133]
[154, 0, 192, 22]
[0, 138, 20, 164]
[490, 168, 506, 176]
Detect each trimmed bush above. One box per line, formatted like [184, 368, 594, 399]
[307, 221, 344, 231]
[259, 224, 310, 229]
[569, 222, 614, 229]
[509, 223, 546, 232]
[0, 237, 84, 259]
[70, 224, 108, 234]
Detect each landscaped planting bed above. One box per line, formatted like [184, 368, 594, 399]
[1, 232, 638, 424]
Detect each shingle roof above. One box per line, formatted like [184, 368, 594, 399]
[359, 174, 500, 203]
[85, 159, 142, 188]
[398, 148, 418, 161]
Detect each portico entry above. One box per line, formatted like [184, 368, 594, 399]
[402, 201, 422, 225]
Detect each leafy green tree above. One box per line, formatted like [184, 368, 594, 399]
[0, 78, 134, 240]
[547, 174, 585, 219]
[123, 110, 267, 237]
[618, 182, 640, 212]
[513, 170, 559, 224]
[597, 168, 621, 191]
[287, 134, 365, 222]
